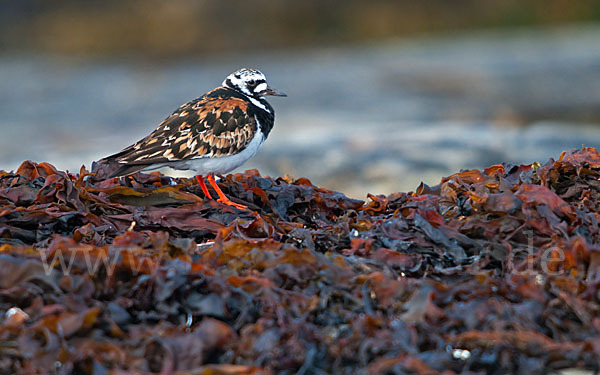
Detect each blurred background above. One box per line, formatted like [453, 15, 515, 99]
[2, 0, 600, 198]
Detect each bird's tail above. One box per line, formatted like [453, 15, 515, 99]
[91, 159, 147, 180]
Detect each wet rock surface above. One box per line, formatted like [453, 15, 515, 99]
[0, 148, 599, 374]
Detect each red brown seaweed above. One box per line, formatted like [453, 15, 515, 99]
[1, 148, 600, 374]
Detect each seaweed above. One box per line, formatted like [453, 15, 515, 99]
[1, 148, 599, 374]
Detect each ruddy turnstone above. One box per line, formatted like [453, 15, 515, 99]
[97, 68, 286, 209]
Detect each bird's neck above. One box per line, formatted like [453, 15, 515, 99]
[246, 96, 272, 114]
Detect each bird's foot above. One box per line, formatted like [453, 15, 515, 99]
[216, 197, 247, 210]
[205, 174, 247, 210]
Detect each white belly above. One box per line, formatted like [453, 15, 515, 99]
[147, 130, 265, 176]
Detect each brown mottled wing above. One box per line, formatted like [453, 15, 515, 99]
[99, 88, 257, 177]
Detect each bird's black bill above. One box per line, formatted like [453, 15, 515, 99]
[264, 86, 287, 97]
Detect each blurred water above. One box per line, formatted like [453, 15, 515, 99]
[2, 25, 600, 198]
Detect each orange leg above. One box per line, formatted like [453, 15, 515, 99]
[206, 174, 247, 210]
[196, 175, 213, 199]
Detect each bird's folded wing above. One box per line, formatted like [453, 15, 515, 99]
[100, 92, 258, 169]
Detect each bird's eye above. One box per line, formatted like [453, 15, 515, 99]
[248, 80, 257, 88]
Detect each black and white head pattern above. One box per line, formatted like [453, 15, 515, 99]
[223, 68, 269, 98]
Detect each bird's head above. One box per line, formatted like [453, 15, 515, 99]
[223, 68, 286, 99]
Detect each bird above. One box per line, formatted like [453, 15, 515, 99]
[96, 68, 286, 209]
